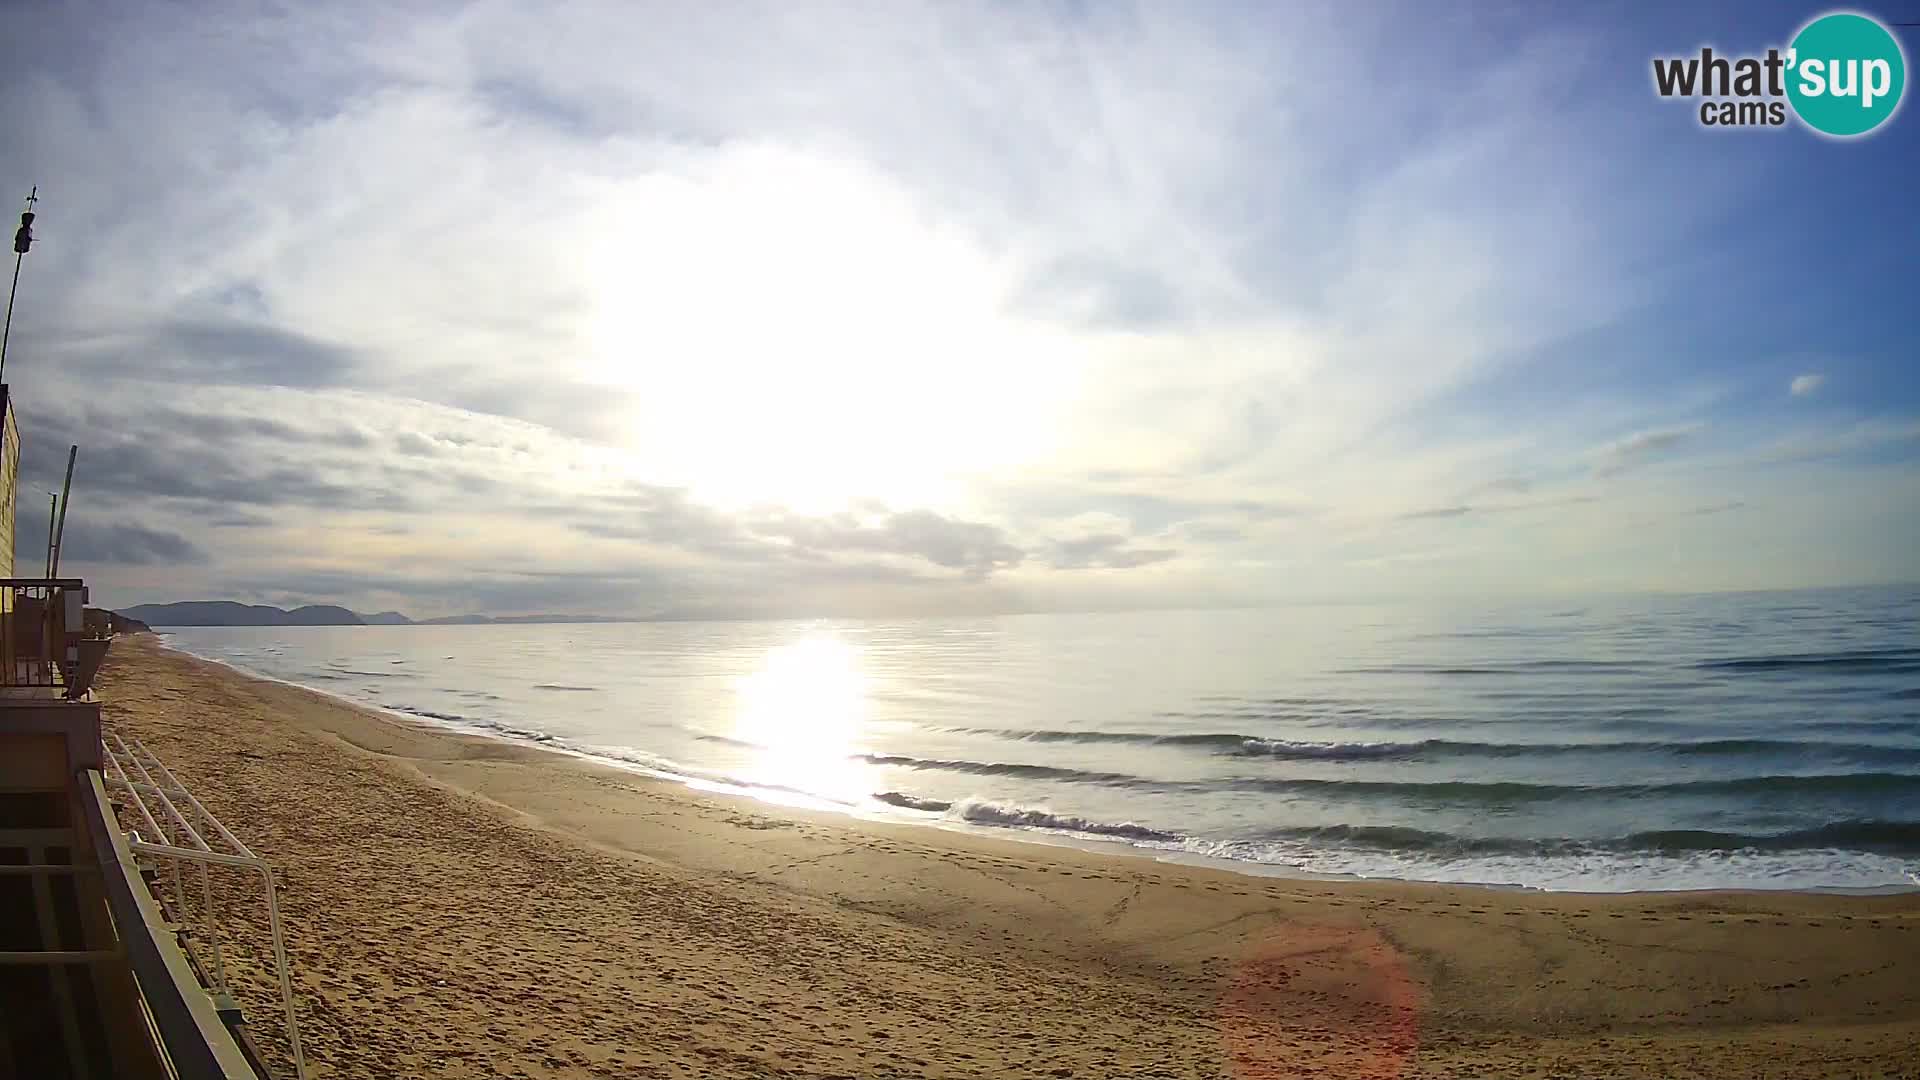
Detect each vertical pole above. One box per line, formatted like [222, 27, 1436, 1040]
[44, 492, 57, 577]
[261, 863, 307, 1080]
[49, 445, 75, 577]
[196, 858, 229, 994]
[0, 186, 37, 386]
[0, 252, 22, 384]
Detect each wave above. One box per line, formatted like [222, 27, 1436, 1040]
[946, 799, 1180, 843]
[1260, 820, 1920, 856]
[1695, 648, 1920, 673]
[857, 754, 1143, 784]
[1798, 718, 1920, 734]
[939, 726, 1305, 752]
[1157, 704, 1388, 722]
[1658, 739, 1920, 762]
[858, 747, 1920, 802]
[384, 703, 562, 746]
[1615, 820, 1920, 854]
[328, 667, 418, 679]
[869, 794, 1920, 857]
[873, 791, 954, 812]
[937, 727, 1920, 764]
[694, 732, 761, 750]
[1336, 659, 1652, 676]
[941, 727, 1449, 759]
[1154, 708, 1702, 731]
[1206, 771, 1920, 802]
[533, 683, 599, 692]
[387, 704, 472, 724]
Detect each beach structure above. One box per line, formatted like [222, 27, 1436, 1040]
[0, 192, 302, 1078]
[0, 398, 302, 1080]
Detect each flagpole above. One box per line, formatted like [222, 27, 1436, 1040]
[1, 186, 39, 386]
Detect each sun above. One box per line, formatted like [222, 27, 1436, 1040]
[575, 144, 1082, 513]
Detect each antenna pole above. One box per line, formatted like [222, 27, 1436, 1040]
[0, 187, 37, 386]
[1, 253, 22, 385]
[49, 444, 75, 578]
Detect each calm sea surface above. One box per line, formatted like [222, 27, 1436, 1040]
[162, 587, 1920, 892]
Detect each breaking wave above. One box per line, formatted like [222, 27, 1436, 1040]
[944, 799, 1180, 843]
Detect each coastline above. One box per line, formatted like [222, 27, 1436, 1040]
[154, 631, 1920, 898]
[160, 633, 1393, 890]
[99, 634, 1920, 1079]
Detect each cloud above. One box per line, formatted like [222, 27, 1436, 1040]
[392, 432, 441, 456]
[1592, 424, 1703, 478]
[754, 508, 1025, 578]
[1789, 374, 1825, 397]
[0, 2, 1908, 614]
[23, 433, 424, 513]
[1393, 494, 1601, 522]
[997, 485, 1310, 540]
[50, 518, 209, 566]
[1471, 476, 1534, 496]
[1048, 533, 1178, 570]
[570, 501, 1026, 580]
[1011, 257, 1187, 330]
[1750, 419, 1920, 465]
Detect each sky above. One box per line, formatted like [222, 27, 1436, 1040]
[0, 0, 1915, 619]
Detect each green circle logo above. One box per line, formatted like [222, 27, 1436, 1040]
[1787, 12, 1906, 137]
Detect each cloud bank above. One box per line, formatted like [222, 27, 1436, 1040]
[0, 2, 1913, 616]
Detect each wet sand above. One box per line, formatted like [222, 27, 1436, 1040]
[98, 635, 1920, 1079]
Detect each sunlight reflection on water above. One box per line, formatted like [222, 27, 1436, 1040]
[731, 635, 875, 803]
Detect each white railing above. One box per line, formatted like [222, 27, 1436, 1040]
[101, 734, 306, 1080]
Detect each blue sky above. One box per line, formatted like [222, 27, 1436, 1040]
[0, 1, 1914, 617]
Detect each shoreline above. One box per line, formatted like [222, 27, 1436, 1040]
[154, 631, 1920, 898]
[99, 634, 1920, 1079]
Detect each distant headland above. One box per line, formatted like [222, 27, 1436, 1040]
[116, 601, 633, 627]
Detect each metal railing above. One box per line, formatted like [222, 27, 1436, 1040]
[101, 734, 306, 1080]
[0, 577, 93, 691]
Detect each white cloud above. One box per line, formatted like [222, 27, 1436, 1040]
[1590, 424, 1705, 478]
[0, 3, 1910, 612]
[1790, 373, 1826, 397]
[1752, 419, 1920, 465]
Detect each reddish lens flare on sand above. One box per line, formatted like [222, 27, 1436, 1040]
[1221, 924, 1422, 1080]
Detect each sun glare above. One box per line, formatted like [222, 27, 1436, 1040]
[578, 145, 1082, 514]
[731, 636, 872, 801]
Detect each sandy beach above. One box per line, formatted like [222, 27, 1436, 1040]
[96, 635, 1920, 1080]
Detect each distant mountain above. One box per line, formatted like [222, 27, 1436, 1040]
[416, 613, 632, 625]
[90, 608, 151, 634]
[284, 604, 363, 625]
[117, 601, 634, 627]
[120, 601, 366, 627]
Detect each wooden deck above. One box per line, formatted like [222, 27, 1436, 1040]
[0, 687, 271, 1078]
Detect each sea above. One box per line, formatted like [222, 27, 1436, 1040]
[159, 586, 1920, 893]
